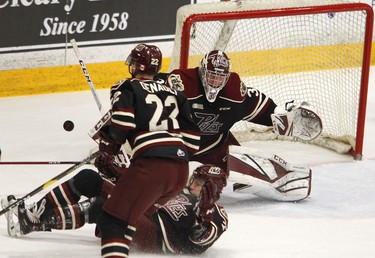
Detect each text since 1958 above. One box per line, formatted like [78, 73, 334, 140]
[40, 12, 129, 36]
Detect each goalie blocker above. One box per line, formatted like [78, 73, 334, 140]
[227, 145, 311, 202]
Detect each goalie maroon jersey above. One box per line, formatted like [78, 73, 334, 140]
[165, 68, 277, 154]
[107, 78, 201, 160]
[149, 188, 228, 254]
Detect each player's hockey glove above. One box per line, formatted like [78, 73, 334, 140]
[94, 154, 124, 182]
[190, 179, 218, 246]
[98, 131, 122, 156]
[95, 130, 124, 181]
[198, 178, 217, 222]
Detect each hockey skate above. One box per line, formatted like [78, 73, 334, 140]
[18, 199, 46, 235]
[1, 195, 21, 237]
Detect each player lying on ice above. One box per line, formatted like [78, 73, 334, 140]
[159, 49, 322, 202]
[1, 163, 228, 255]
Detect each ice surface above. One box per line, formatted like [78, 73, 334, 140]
[1, 69, 375, 257]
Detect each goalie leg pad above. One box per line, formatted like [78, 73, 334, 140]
[228, 145, 312, 201]
[232, 170, 312, 201]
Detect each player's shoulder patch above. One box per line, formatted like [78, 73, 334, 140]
[167, 68, 204, 98]
[167, 73, 185, 91]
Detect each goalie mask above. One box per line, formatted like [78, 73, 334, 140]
[125, 44, 162, 77]
[198, 50, 230, 102]
[191, 164, 228, 195]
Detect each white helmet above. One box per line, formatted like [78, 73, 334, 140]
[198, 50, 230, 102]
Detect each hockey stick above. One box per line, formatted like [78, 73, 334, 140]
[0, 151, 99, 217]
[0, 161, 86, 165]
[70, 38, 103, 115]
[70, 38, 131, 168]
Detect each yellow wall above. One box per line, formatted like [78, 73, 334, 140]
[0, 58, 171, 98]
[0, 43, 374, 98]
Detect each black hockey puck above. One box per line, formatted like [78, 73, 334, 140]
[63, 120, 75, 131]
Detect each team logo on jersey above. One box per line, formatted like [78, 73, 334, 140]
[167, 74, 184, 91]
[162, 194, 192, 221]
[195, 112, 223, 135]
[240, 81, 247, 97]
[177, 149, 186, 157]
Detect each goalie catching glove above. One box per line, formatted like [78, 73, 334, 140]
[271, 101, 322, 141]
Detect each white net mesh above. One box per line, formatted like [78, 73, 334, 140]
[169, 0, 372, 158]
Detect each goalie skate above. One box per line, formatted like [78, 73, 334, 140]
[1, 195, 21, 237]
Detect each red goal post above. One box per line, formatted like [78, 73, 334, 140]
[169, 0, 374, 160]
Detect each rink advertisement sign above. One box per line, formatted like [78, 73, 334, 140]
[0, 0, 191, 53]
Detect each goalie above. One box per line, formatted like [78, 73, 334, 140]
[164, 50, 321, 201]
[91, 49, 319, 201]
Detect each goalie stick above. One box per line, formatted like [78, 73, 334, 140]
[0, 151, 99, 217]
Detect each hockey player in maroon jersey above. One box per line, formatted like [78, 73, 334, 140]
[165, 50, 276, 169]
[0, 44, 201, 257]
[133, 163, 228, 254]
[1, 164, 228, 255]
[165, 50, 322, 202]
[92, 44, 201, 257]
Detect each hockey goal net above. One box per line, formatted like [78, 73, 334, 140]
[169, 0, 373, 160]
